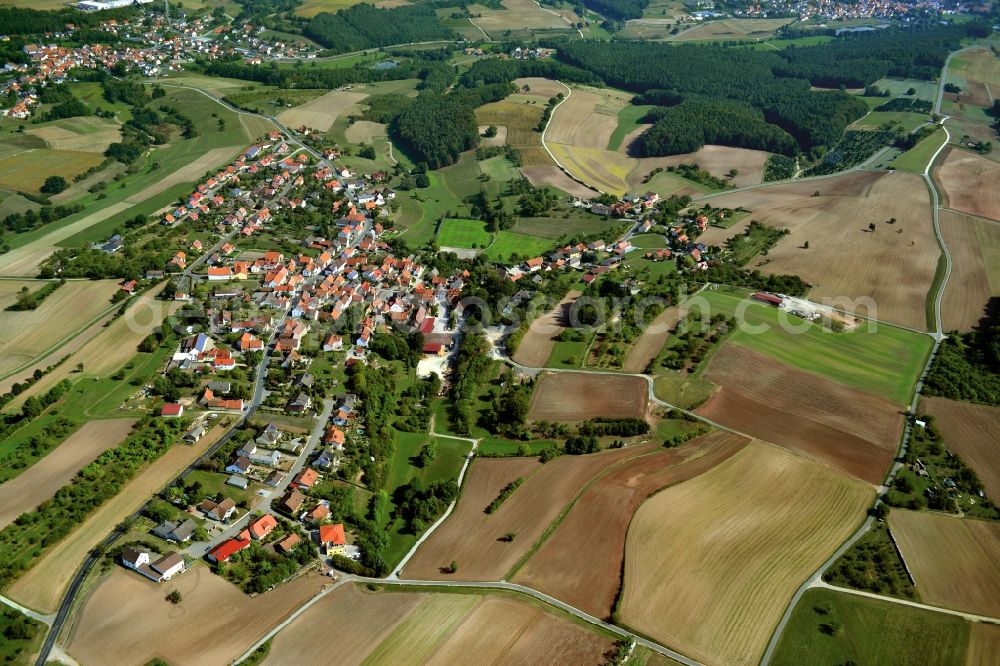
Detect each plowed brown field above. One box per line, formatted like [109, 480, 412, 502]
[697, 344, 903, 484]
[402, 445, 653, 581]
[514, 431, 750, 618]
[622, 306, 686, 373]
[529, 372, 649, 422]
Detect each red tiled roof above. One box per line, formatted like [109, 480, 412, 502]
[318, 523, 345, 545]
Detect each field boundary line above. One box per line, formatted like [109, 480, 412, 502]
[503, 445, 661, 580]
[810, 579, 1000, 624]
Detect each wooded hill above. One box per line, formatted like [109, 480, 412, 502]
[303, 4, 453, 54]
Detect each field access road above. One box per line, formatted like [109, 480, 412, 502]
[809, 578, 1000, 625]
[760, 50, 960, 666]
[233, 573, 703, 666]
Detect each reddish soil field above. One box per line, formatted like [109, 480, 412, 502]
[696, 345, 903, 485]
[513, 291, 581, 368]
[513, 430, 751, 618]
[938, 209, 1000, 331]
[264, 583, 426, 665]
[401, 445, 653, 581]
[68, 567, 326, 666]
[528, 372, 649, 422]
[921, 396, 1000, 501]
[935, 147, 1000, 222]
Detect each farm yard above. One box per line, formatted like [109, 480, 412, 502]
[934, 148, 1000, 222]
[889, 510, 1000, 618]
[0, 279, 119, 377]
[921, 396, 1000, 501]
[698, 171, 939, 330]
[401, 445, 653, 581]
[0, 419, 135, 531]
[67, 567, 327, 666]
[619, 441, 872, 666]
[528, 372, 649, 422]
[937, 209, 1000, 331]
[513, 431, 750, 618]
[512, 290, 581, 368]
[697, 345, 904, 485]
[7, 424, 227, 613]
[772, 588, 971, 666]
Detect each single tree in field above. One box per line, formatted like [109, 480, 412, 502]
[448, 561, 458, 574]
[166, 590, 182, 604]
[803, 241, 810, 249]
[40, 175, 68, 194]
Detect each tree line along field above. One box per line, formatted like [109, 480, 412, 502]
[921, 396, 1000, 500]
[698, 171, 939, 331]
[0, 279, 120, 377]
[262, 584, 617, 665]
[889, 510, 1000, 618]
[512, 431, 750, 619]
[400, 444, 655, 581]
[620, 441, 873, 666]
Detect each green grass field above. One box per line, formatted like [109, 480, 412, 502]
[772, 588, 969, 666]
[891, 128, 947, 173]
[697, 289, 933, 404]
[643, 170, 711, 197]
[852, 111, 930, 133]
[546, 337, 592, 369]
[436, 218, 493, 249]
[629, 233, 668, 249]
[484, 232, 554, 262]
[607, 104, 655, 151]
[382, 430, 471, 566]
[872, 78, 940, 102]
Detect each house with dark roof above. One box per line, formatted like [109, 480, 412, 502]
[152, 518, 198, 543]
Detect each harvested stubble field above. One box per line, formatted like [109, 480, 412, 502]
[935, 148, 1000, 222]
[344, 120, 387, 145]
[514, 431, 750, 618]
[547, 142, 635, 196]
[0, 149, 104, 194]
[277, 89, 368, 132]
[475, 100, 551, 167]
[626, 145, 770, 187]
[68, 567, 327, 666]
[546, 86, 632, 149]
[620, 441, 873, 666]
[889, 510, 1000, 618]
[0, 279, 35, 309]
[27, 117, 122, 153]
[0, 419, 135, 531]
[937, 209, 1000, 331]
[952, 48, 1000, 88]
[469, 0, 578, 32]
[512, 290, 581, 367]
[402, 445, 653, 581]
[622, 305, 686, 373]
[264, 583, 426, 665]
[699, 171, 937, 330]
[519, 166, 599, 198]
[968, 625, 1000, 666]
[528, 372, 649, 422]
[5, 282, 181, 411]
[8, 423, 226, 613]
[0, 279, 119, 376]
[670, 17, 794, 41]
[513, 77, 568, 100]
[697, 345, 903, 485]
[921, 396, 1000, 501]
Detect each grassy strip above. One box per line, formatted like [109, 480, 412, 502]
[925, 252, 948, 332]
